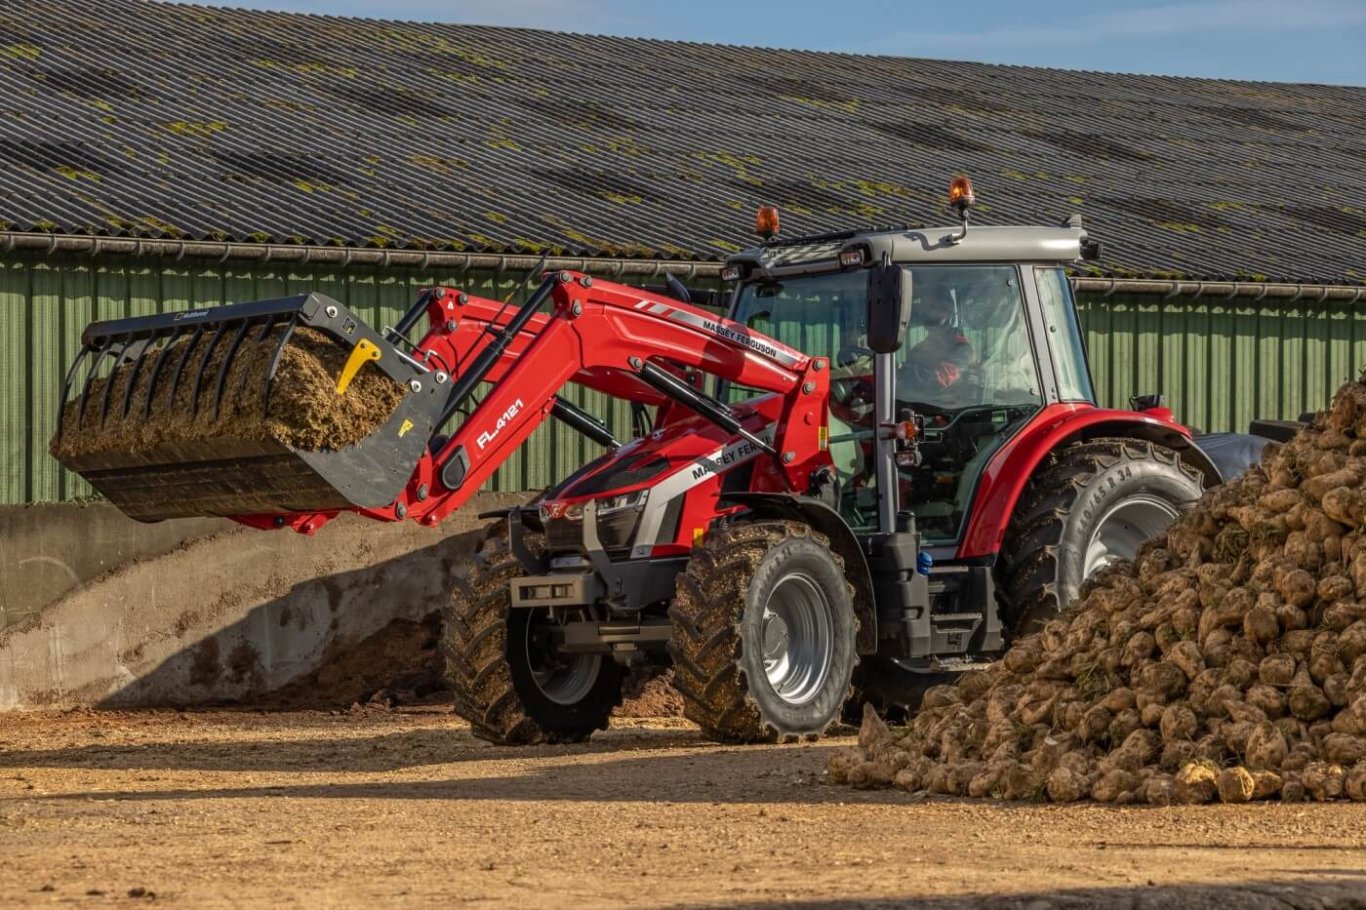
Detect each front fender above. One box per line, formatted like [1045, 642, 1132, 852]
[957, 404, 1211, 560]
[720, 492, 878, 655]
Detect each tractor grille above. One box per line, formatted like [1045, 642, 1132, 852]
[597, 508, 642, 555]
[542, 510, 640, 557]
[544, 517, 583, 554]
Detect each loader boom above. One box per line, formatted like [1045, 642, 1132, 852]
[242, 270, 832, 535]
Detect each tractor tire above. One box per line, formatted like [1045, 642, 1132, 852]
[668, 520, 858, 743]
[1001, 438, 1203, 635]
[441, 526, 623, 745]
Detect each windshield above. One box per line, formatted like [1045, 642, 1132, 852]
[729, 264, 1044, 542]
[729, 269, 866, 383]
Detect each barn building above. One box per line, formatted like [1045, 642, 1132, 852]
[3, 0, 1366, 507]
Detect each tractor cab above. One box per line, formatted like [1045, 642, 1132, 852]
[724, 184, 1099, 550]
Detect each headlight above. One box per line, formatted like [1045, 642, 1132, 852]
[538, 491, 646, 525]
[595, 488, 648, 516]
[538, 501, 586, 522]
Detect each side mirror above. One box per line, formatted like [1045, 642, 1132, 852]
[866, 262, 912, 354]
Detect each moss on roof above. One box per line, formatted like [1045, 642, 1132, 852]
[0, 0, 1363, 283]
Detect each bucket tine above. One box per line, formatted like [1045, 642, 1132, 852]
[142, 327, 183, 419]
[97, 333, 130, 426]
[231, 317, 274, 403]
[168, 325, 206, 404]
[119, 335, 155, 419]
[212, 319, 253, 419]
[190, 322, 229, 417]
[77, 337, 115, 427]
[55, 342, 93, 444]
[261, 312, 299, 413]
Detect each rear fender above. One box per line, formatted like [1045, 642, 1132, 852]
[957, 404, 1213, 560]
[720, 492, 878, 655]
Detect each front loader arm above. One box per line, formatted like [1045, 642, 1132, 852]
[419, 286, 666, 407]
[348, 270, 831, 529]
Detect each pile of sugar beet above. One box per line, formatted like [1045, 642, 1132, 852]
[829, 378, 1366, 805]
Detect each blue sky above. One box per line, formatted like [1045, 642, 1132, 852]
[168, 0, 1365, 86]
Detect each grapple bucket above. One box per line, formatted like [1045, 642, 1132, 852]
[51, 293, 446, 522]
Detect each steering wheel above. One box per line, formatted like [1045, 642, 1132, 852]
[830, 341, 875, 424]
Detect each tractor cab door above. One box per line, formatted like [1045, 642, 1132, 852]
[726, 269, 879, 529]
[889, 264, 1048, 545]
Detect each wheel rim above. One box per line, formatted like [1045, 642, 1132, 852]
[761, 572, 833, 706]
[1082, 495, 1180, 579]
[524, 610, 602, 706]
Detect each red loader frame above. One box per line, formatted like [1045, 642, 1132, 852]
[237, 270, 833, 536]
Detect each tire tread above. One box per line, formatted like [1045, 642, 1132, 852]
[440, 527, 617, 745]
[999, 438, 1202, 634]
[667, 519, 854, 744]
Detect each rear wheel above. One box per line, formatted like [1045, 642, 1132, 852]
[668, 520, 858, 743]
[441, 527, 623, 745]
[1001, 438, 1203, 635]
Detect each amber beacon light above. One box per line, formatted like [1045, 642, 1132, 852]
[755, 205, 780, 240]
[948, 175, 975, 212]
[947, 175, 975, 243]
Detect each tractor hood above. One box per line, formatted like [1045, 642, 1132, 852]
[537, 395, 784, 559]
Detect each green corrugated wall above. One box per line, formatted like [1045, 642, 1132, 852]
[1077, 293, 1366, 434]
[4, 252, 1365, 504]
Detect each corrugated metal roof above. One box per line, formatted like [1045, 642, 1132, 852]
[0, 0, 1363, 283]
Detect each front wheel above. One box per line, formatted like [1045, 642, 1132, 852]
[668, 520, 858, 743]
[1001, 438, 1204, 635]
[442, 528, 623, 745]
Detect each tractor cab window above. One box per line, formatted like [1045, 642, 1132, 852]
[729, 269, 867, 377]
[727, 264, 1045, 541]
[1035, 267, 1096, 403]
[728, 269, 875, 528]
[894, 265, 1043, 542]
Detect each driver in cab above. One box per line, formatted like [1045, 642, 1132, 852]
[897, 285, 974, 410]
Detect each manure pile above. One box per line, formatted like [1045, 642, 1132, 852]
[830, 378, 1366, 804]
[52, 327, 404, 457]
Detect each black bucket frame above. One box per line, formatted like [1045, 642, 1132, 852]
[53, 293, 447, 521]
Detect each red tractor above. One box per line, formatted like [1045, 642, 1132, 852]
[55, 179, 1264, 744]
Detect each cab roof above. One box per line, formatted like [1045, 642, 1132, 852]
[728, 222, 1091, 279]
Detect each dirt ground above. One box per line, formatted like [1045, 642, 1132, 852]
[2, 709, 1365, 909]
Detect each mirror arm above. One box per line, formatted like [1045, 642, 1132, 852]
[949, 207, 970, 244]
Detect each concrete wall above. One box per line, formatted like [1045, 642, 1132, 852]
[0, 503, 228, 630]
[0, 494, 528, 710]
